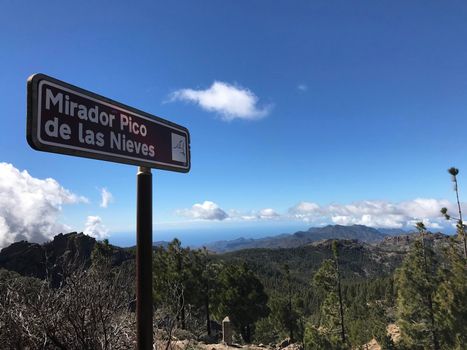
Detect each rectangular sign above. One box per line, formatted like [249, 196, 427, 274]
[27, 74, 190, 172]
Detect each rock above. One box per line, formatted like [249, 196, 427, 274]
[362, 338, 381, 350]
[0, 232, 134, 287]
[276, 340, 303, 350]
[277, 338, 290, 349]
[387, 323, 401, 343]
[0, 241, 45, 278]
[282, 344, 303, 350]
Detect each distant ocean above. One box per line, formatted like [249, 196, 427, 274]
[108, 222, 308, 248]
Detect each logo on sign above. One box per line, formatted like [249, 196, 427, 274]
[172, 133, 187, 163]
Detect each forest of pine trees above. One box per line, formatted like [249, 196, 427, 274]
[148, 231, 465, 349]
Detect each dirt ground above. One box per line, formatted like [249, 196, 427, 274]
[166, 341, 270, 350]
[163, 323, 401, 350]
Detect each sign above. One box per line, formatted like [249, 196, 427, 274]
[27, 74, 190, 172]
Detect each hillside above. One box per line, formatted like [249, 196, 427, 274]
[214, 239, 404, 289]
[206, 225, 390, 252]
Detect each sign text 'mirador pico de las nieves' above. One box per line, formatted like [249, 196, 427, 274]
[27, 74, 190, 172]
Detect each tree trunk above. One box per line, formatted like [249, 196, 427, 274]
[287, 269, 294, 342]
[241, 324, 251, 343]
[428, 293, 440, 350]
[335, 254, 346, 344]
[205, 293, 211, 336]
[181, 303, 186, 329]
[454, 177, 467, 259]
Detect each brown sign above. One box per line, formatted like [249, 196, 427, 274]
[27, 74, 190, 172]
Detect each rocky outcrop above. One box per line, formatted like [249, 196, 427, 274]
[0, 232, 134, 287]
[378, 232, 452, 252]
[0, 240, 46, 278]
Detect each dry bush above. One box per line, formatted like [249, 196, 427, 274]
[154, 279, 186, 350]
[0, 259, 136, 349]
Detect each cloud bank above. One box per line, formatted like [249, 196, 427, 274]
[177, 198, 457, 230]
[0, 163, 88, 248]
[289, 198, 456, 229]
[170, 81, 271, 121]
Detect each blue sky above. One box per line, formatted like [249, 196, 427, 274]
[1, 1, 467, 247]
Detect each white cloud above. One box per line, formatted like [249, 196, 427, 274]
[331, 214, 406, 228]
[289, 198, 457, 229]
[0, 163, 88, 248]
[258, 208, 280, 219]
[398, 198, 451, 219]
[83, 216, 108, 240]
[289, 201, 321, 219]
[100, 188, 113, 208]
[169, 81, 271, 121]
[184, 205, 281, 221]
[297, 84, 308, 91]
[239, 215, 258, 221]
[177, 201, 228, 221]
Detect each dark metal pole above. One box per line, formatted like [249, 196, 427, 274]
[136, 166, 153, 350]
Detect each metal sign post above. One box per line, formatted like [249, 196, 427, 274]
[27, 74, 191, 350]
[136, 166, 153, 349]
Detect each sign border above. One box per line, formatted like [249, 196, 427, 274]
[27, 73, 191, 172]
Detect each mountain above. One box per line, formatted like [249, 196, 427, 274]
[153, 241, 170, 248]
[205, 225, 388, 252]
[127, 241, 170, 250]
[0, 232, 133, 287]
[377, 228, 411, 236]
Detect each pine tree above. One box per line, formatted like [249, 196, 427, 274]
[311, 241, 348, 348]
[332, 241, 347, 345]
[200, 247, 222, 337]
[212, 263, 269, 342]
[440, 167, 467, 259]
[283, 264, 298, 341]
[153, 239, 204, 330]
[269, 293, 299, 343]
[344, 277, 395, 349]
[435, 243, 467, 349]
[313, 259, 340, 331]
[201, 247, 212, 336]
[395, 223, 440, 349]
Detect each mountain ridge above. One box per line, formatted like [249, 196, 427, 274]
[0, 228, 452, 286]
[205, 224, 402, 252]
